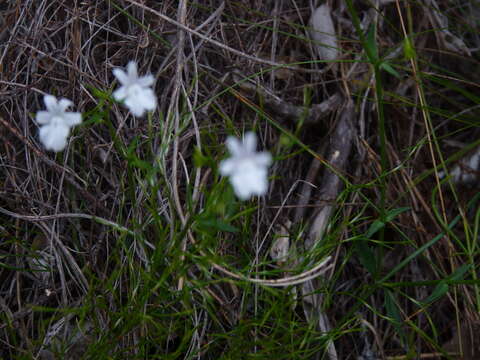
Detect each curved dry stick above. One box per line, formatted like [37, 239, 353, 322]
[210, 256, 333, 287]
[0, 207, 135, 235]
[306, 100, 354, 247]
[0, 206, 333, 288]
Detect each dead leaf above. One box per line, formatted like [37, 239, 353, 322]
[428, 0, 471, 56]
[308, 5, 339, 62]
[439, 146, 480, 184]
[270, 221, 291, 264]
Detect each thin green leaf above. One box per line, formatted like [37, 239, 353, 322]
[380, 61, 401, 79]
[354, 239, 377, 275]
[366, 219, 385, 239]
[365, 23, 378, 63]
[422, 282, 449, 304]
[385, 290, 406, 344]
[403, 36, 416, 60]
[385, 207, 410, 222]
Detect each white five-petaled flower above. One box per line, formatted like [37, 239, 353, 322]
[35, 95, 82, 152]
[112, 61, 157, 117]
[219, 132, 272, 200]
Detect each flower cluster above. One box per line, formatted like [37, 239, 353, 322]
[34, 61, 273, 201]
[220, 132, 272, 200]
[36, 61, 157, 152]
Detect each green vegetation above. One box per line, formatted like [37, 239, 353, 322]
[0, 0, 479, 358]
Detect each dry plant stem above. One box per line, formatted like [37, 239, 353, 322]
[360, 318, 386, 359]
[394, 2, 450, 244]
[385, 353, 459, 360]
[210, 256, 333, 287]
[171, 0, 188, 291]
[306, 100, 354, 248]
[387, 143, 440, 233]
[235, 76, 342, 125]
[397, 0, 467, 321]
[177, 225, 333, 287]
[56, 144, 334, 291]
[14, 219, 30, 351]
[0, 117, 110, 217]
[302, 100, 354, 360]
[294, 143, 328, 224]
[125, 0, 323, 73]
[396, 2, 467, 350]
[48, 226, 89, 293]
[0, 80, 44, 95]
[0, 207, 135, 236]
[168, 203, 334, 287]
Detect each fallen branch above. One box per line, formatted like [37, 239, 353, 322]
[301, 99, 355, 360]
[233, 72, 342, 125]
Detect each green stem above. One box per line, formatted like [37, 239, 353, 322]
[345, 0, 388, 272]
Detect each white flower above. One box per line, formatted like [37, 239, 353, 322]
[35, 95, 82, 152]
[220, 132, 272, 200]
[112, 61, 157, 117]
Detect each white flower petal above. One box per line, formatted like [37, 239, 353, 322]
[113, 68, 130, 85]
[138, 74, 154, 87]
[36, 111, 51, 125]
[230, 169, 267, 199]
[39, 124, 70, 152]
[254, 152, 272, 167]
[137, 88, 157, 110]
[127, 61, 138, 79]
[63, 112, 82, 127]
[113, 86, 128, 101]
[58, 98, 73, 111]
[50, 116, 65, 127]
[252, 173, 268, 194]
[124, 96, 146, 117]
[219, 158, 235, 176]
[243, 132, 257, 153]
[232, 183, 252, 200]
[44, 95, 58, 111]
[226, 136, 242, 156]
[230, 174, 252, 199]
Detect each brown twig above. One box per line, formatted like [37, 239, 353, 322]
[234, 73, 342, 125]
